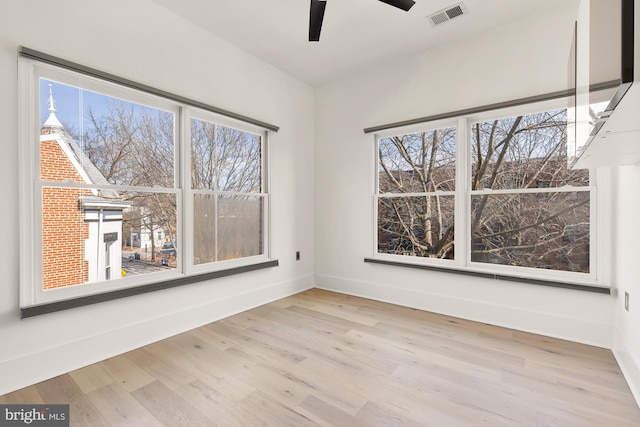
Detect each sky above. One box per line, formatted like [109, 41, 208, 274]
[39, 78, 173, 139]
[39, 78, 112, 135]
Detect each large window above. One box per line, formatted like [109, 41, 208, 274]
[374, 99, 606, 286]
[19, 55, 274, 311]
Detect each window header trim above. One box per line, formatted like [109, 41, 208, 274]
[19, 46, 280, 132]
[363, 81, 620, 135]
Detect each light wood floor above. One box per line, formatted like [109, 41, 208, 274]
[2, 289, 640, 426]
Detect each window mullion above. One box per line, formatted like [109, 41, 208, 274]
[19, 58, 37, 308]
[456, 117, 469, 268]
[181, 107, 193, 274]
[263, 131, 271, 258]
[214, 193, 219, 263]
[373, 134, 380, 257]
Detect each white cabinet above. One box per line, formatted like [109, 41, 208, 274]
[571, 0, 638, 168]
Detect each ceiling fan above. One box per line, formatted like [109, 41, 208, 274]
[309, 0, 416, 41]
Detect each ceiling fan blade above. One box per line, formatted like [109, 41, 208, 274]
[309, 0, 327, 42]
[377, 0, 415, 12]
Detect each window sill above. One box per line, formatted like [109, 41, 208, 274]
[363, 257, 610, 294]
[21, 259, 279, 318]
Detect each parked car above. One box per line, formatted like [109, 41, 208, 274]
[160, 248, 176, 258]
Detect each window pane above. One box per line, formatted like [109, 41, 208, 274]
[40, 79, 175, 188]
[193, 194, 264, 265]
[471, 109, 588, 190]
[191, 119, 262, 192]
[378, 196, 454, 259]
[218, 195, 264, 261]
[193, 194, 216, 265]
[122, 192, 178, 271]
[42, 187, 177, 290]
[378, 128, 456, 193]
[471, 192, 590, 272]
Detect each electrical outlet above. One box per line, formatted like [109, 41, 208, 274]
[296, 251, 300, 261]
[625, 292, 630, 311]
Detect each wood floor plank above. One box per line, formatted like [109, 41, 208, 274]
[68, 362, 114, 394]
[86, 383, 163, 427]
[2, 290, 639, 426]
[238, 390, 317, 427]
[0, 385, 44, 404]
[306, 302, 379, 327]
[291, 358, 369, 416]
[393, 363, 538, 425]
[156, 337, 255, 401]
[131, 380, 215, 427]
[100, 354, 156, 393]
[175, 380, 264, 427]
[35, 374, 110, 427]
[241, 316, 367, 373]
[125, 346, 196, 391]
[218, 346, 311, 406]
[190, 324, 238, 351]
[295, 394, 368, 427]
[353, 364, 517, 427]
[265, 291, 321, 310]
[211, 324, 307, 372]
[355, 400, 426, 426]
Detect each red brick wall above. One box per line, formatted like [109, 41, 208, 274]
[40, 139, 90, 289]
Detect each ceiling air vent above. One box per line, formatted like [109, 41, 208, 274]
[429, 2, 467, 26]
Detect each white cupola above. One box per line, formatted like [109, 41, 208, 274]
[43, 84, 64, 129]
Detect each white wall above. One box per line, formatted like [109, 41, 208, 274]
[314, 2, 617, 348]
[0, 0, 314, 395]
[613, 164, 640, 404]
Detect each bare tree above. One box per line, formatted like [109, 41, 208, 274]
[470, 110, 589, 272]
[191, 119, 261, 192]
[79, 102, 177, 262]
[378, 127, 456, 258]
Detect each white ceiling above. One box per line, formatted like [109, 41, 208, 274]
[152, 0, 570, 87]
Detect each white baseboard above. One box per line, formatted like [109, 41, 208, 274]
[0, 274, 314, 396]
[315, 274, 612, 349]
[613, 327, 640, 409]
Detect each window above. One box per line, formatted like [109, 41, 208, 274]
[470, 109, 591, 273]
[373, 99, 606, 286]
[190, 113, 266, 266]
[19, 54, 275, 312]
[105, 241, 113, 281]
[377, 125, 456, 259]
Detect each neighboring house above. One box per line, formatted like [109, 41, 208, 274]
[126, 221, 169, 251]
[40, 88, 129, 289]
